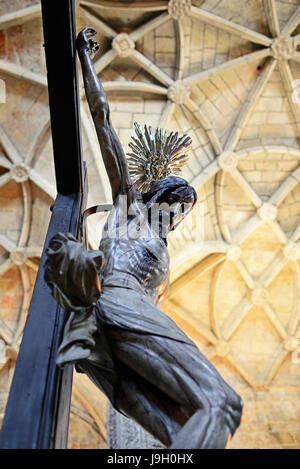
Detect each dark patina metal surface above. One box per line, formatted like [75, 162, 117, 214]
[44, 27, 244, 449]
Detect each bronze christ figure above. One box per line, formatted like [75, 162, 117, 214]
[44, 27, 243, 449]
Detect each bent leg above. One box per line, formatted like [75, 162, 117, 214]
[107, 328, 243, 448]
[170, 406, 233, 449]
[115, 369, 237, 449]
[114, 368, 186, 447]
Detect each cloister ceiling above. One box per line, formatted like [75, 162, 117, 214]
[0, 0, 300, 449]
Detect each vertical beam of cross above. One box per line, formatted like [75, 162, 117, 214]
[0, 0, 85, 449]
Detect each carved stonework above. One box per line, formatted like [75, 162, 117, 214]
[168, 0, 192, 20]
[283, 243, 300, 260]
[112, 33, 135, 58]
[218, 151, 237, 172]
[10, 163, 30, 183]
[5, 347, 18, 361]
[251, 288, 270, 306]
[226, 246, 242, 261]
[258, 203, 278, 222]
[284, 336, 298, 352]
[0, 339, 5, 366]
[10, 249, 27, 266]
[271, 36, 296, 60]
[167, 80, 191, 104]
[106, 402, 164, 449]
[215, 340, 231, 357]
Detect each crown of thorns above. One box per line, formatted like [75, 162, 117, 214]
[126, 122, 192, 192]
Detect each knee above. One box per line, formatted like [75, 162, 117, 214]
[225, 394, 244, 434]
[233, 393, 244, 416]
[236, 396, 244, 423]
[211, 389, 243, 434]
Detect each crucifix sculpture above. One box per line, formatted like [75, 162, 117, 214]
[44, 27, 243, 449]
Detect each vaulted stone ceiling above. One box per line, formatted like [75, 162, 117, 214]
[0, 0, 300, 449]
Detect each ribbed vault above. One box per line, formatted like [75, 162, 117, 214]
[0, 0, 300, 449]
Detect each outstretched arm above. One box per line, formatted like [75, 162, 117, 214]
[44, 232, 104, 367]
[77, 27, 131, 202]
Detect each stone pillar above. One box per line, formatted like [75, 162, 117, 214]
[106, 402, 164, 449]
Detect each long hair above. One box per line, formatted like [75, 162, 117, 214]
[142, 175, 197, 209]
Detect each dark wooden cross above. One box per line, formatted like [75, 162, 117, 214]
[0, 0, 86, 449]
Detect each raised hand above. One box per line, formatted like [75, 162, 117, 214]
[76, 27, 100, 57]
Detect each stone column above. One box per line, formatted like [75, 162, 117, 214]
[106, 402, 164, 449]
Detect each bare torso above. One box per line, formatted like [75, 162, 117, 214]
[99, 195, 170, 305]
